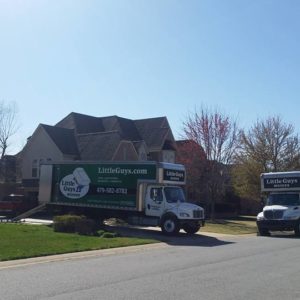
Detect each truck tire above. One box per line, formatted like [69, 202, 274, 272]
[294, 221, 300, 237]
[182, 223, 200, 234]
[161, 215, 180, 236]
[257, 226, 270, 236]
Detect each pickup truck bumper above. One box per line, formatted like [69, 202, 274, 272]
[257, 219, 298, 231]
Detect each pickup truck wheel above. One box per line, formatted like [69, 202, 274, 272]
[161, 216, 180, 235]
[294, 221, 300, 237]
[182, 223, 200, 234]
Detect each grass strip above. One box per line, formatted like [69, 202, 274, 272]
[203, 218, 258, 235]
[0, 223, 158, 261]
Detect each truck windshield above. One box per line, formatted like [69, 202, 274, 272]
[267, 193, 300, 206]
[164, 187, 185, 203]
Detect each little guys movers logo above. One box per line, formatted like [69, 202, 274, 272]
[60, 168, 91, 199]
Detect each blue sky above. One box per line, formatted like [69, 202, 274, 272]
[1, 0, 300, 154]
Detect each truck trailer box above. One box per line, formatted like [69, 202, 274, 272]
[39, 161, 185, 211]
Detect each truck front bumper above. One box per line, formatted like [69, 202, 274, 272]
[180, 219, 205, 227]
[257, 219, 298, 231]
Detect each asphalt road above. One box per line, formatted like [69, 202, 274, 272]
[0, 230, 299, 300]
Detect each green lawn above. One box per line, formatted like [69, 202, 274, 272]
[0, 223, 158, 261]
[203, 216, 258, 235]
[0, 217, 258, 261]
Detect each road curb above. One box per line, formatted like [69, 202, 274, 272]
[0, 242, 169, 270]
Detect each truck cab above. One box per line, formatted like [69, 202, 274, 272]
[257, 172, 300, 236]
[144, 185, 204, 234]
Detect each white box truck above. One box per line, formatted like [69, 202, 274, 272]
[257, 171, 300, 236]
[39, 161, 205, 235]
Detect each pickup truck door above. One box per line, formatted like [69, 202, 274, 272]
[145, 186, 165, 217]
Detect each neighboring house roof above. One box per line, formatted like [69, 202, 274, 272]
[24, 113, 176, 161]
[110, 116, 141, 140]
[77, 131, 122, 161]
[56, 113, 141, 140]
[132, 140, 146, 150]
[41, 124, 79, 156]
[56, 113, 105, 134]
[134, 117, 171, 151]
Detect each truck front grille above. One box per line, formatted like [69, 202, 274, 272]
[193, 210, 203, 219]
[264, 210, 284, 220]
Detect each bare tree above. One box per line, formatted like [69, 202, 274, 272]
[0, 101, 19, 158]
[233, 116, 300, 200]
[182, 107, 239, 219]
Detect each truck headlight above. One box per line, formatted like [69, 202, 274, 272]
[257, 213, 264, 221]
[180, 212, 190, 218]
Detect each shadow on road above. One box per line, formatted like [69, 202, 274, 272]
[268, 232, 300, 239]
[105, 225, 235, 247]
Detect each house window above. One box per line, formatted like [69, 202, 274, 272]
[162, 150, 175, 163]
[32, 159, 38, 178]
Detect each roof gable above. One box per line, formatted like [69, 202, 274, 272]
[56, 113, 142, 141]
[134, 117, 173, 150]
[41, 124, 79, 156]
[77, 131, 122, 160]
[56, 112, 104, 134]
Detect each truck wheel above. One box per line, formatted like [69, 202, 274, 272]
[182, 223, 200, 234]
[161, 215, 180, 236]
[294, 221, 300, 237]
[257, 226, 270, 236]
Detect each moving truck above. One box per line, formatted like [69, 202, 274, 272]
[39, 161, 205, 235]
[257, 171, 300, 236]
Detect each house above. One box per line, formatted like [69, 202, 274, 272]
[0, 155, 17, 183]
[19, 112, 177, 198]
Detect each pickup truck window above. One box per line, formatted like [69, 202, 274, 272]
[267, 193, 300, 206]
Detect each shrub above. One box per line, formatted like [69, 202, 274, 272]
[102, 232, 118, 238]
[74, 218, 97, 236]
[53, 215, 118, 237]
[53, 215, 97, 235]
[53, 215, 83, 233]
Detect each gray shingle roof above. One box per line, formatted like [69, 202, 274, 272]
[40, 113, 174, 159]
[56, 112, 104, 134]
[134, 117, 170, 150]
[41, 124, 79, 156]
[56, 113, 141, 140]
[76, 131, 122, 161]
